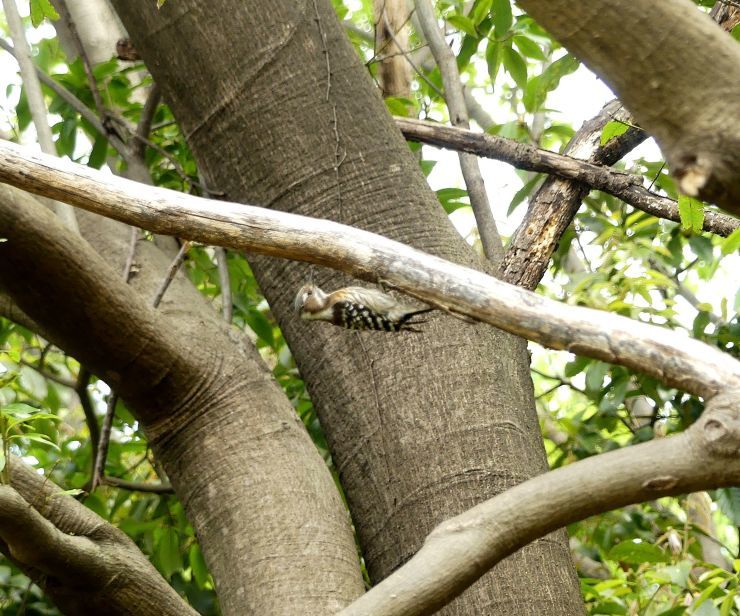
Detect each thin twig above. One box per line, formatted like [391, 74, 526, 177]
[107, 114, 214, 192]
[101, 475, 174, 494]
[91, 391, 117, 490]
[133, 83, 161, 158]
[74, 367, 99, 468]
[1, 0, 78, 232]
[54, 0, 106, 119]
[152, 241, 192, 308]
[90, 229, 140, 491]
[18, 358, 76, 389]
[123, 227, 139, 283]
[216, 247, 233, 323]
[414, 0, 503, 262]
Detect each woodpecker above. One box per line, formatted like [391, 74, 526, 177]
[294, 284, 433, 332]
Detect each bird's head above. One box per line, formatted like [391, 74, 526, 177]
[294, 284, 328, 318]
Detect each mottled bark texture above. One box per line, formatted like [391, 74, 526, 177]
[0, 184, 363, 616]
[109, 0, 584, 613]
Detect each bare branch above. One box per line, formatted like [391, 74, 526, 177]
[152, 241, 191, 308]
[414, 0, 503, 262]
[134, 84, 161, 158]
[216, 247, 233, 323]
[0, 457, 196, 615]
[516, 0, 740, 216]
[395, 116, 738, 238]
[19, 358, 76, 389]
[54, 0, 106, 118]
[75, 366, 100, 469]
[0, 141, 736, 399]
[102, 475, 174, 494]
[91, 391, 117, 491]
[1, 0, 78, 232]
[339, 393, 740, 615]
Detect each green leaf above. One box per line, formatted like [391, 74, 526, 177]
[447, 15, 478, 38]
[715, 487, 740, 525]
[189, 544, 210, 588]
[678, 194, 705, 234]
[88, 136, 109, 169]
[719, 590, 736, 616]
[9, 432, 59, 450]
[690, 579, 723, 614]
[156, 527, 181, 579]
[693, 311, 711, 337]
[585, 361, 608, 394]
[244, 309, 275, 347]
[470, 0, 493, 26]
[1, 402, 39, 416]
[502, 45, 527, 89]
[486, 40, 502, 85]
[437, 186, 469, 214]
[30, 0, 59, 27]
[600, 120, 631, 146]
[720, 227, 740, 256]
[384, 96, 415, 117]
[689, 235, 714, 263]
[513, 35, 546, 60]
[508, 174, 542, 215]
[564, 356, 590, 378]
[492, 0, 513, 37]
[523, 53, 579, 111]
[607, 540, 669, 565]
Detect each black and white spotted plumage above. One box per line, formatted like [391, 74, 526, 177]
[294, 284, 433, 332]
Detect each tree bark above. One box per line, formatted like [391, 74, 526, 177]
[108, 0, 584, 613]
[517, 0, 740, 216]
[0, 184, 363, 614]
[0, 457, 196, 616]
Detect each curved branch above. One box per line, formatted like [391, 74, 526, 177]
[395, 116, 739, 237]
[0, 140, 736, 400]
[339, 393, 740, 615]
[1, 457, 196, 615]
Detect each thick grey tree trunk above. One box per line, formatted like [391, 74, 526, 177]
[110, 0, 584, 613]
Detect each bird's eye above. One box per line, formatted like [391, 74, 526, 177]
[306, 289, 313, 296]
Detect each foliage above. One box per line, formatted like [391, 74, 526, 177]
[0, 0, 737, 614]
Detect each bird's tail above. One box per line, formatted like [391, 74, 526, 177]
[399, 308, 435, 331]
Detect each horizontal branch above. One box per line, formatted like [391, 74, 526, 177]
[0, 139, 737, 400]
[339, 392, 740, 615]
[102, 475, 174, 494]
[395, 117, 739, 237]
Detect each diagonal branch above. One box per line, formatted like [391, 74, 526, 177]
[395, 116, 738, 238]
[516, 0, 740, 216]
[0, 140, 736, 400]
[339, 391, 740, 616]
[414, 0, 503, 262]
[1, 0, 78, 232]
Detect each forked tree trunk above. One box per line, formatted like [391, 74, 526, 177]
[110, 0, 585, 613]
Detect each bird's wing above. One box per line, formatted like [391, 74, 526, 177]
[339, 287, 428, 319]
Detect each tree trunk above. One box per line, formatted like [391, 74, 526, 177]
[0, 178, 362, 613]
[109, 0, 584, 613]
